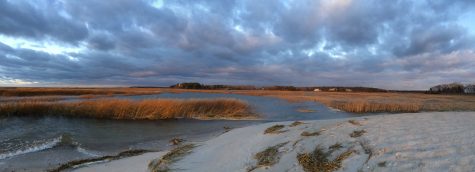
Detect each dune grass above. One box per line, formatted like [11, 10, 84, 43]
[301, 131, 321, 137]
[0, 98, 255, 120]
[148, 144, 195, 172]
[264, 125, 286, 134]
[252, 142, 288, 169]
[350, 130, 366, 138]
[289, 121, 305, 127]
[297, 146, 353, 172]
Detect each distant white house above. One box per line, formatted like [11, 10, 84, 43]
[464, 85, 475, 94]
[313, 88, 321, 92]
[345, 89, 352, 92]
[329, 88, 337, 92]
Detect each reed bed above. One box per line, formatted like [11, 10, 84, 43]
[0, 96, 66, 103]
[3, 87, 475, 113]
[180, 89, 475, 113]
[0, 87, 161, 97]
[330, 101, 423, 113]
[0, 98, 255, 120]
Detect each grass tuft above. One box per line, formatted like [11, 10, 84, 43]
[350, 130, 366, 138]
[254, 142, 288, 167]
[301, 131, 321, 137]
[264, 125, 286, 134]
[149, 144, 195, 172]
[348, 120, 362, 126]
[378, 161, 387, 167]
[329, 143, 343, 151]
[297, 146, 353, 172]
[289, 121, 305, 127]
[169, 138, 185, 145]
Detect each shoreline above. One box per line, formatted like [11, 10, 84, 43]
[73, 111, 475, 171]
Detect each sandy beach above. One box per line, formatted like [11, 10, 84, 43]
[73, 111, 475, 172]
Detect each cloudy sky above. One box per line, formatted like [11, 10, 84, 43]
[0, 0, 474, 89]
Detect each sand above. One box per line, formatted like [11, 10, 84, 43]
[74, 112, 475, 172]
[73, 151, 167, 172]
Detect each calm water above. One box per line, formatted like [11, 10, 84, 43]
[0, 92, 354, 171]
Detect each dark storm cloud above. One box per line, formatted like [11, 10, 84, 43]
[0, 0, 88, 43]
[0, 0, 475, 89]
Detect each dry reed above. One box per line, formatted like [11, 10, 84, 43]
[330, 101, 423, 113]
[182, 89, 475, 113]
[4, 87, 475, 113]
[0, 98, 255, 120]
[0, 87, 160, 97]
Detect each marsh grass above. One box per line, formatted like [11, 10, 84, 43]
[0, 98, 255, 120]
[5, 88, 475, 113]
[0, 96, 65, 103]
[331, 101, 422, 113]
[187, 89, 475, 113]
[0, 87, 159, 97]
[264, 125, 286, 134]
[48, 149, 150, 172]
[148, 144, 195, 172]
[297, 146, 353, 172]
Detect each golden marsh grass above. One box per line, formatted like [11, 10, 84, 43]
[0, 98, 255, 120]
[2, 87, 475, 113]
[175, 89, 475, 113]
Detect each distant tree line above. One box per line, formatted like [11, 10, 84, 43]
[428, 83, 475, 94]
[170, 83, 257, 90]
[170, 83, 387, 92]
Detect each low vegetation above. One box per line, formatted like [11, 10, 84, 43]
[348, 120, 362, 126]
[169, 138, 185, 145]
[297, 146, 353, 172]
[289, 121, 304, 127]
[253, 142, 288, 169]
[0, 96, 65, 103]
[350, 130, 366, 138]
[331, 101, 422, 113]
[4, 87, 475, 113]
[264, 125, 286, 134]
[191, 90, 475, 113]
[0, 98, 255, 120]
[329, 143, 343, 151]
[378, 161, 387, 167]
[48, 149, 150, 172]
[301, 131, 321, 137]
[0, 87, 159, 97]
[149, 144, 195, 172]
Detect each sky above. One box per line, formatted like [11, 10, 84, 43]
[0, 0, 474, 90]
